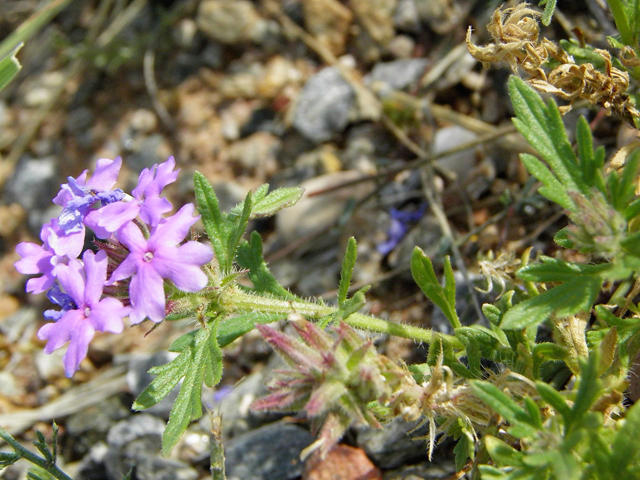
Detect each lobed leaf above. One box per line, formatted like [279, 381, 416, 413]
[509, 77, 585, 200]
[610, 400, 640, 473]
[411, 248, 460, 329]
[500, 276, 602, 330]
[0, 45, 22, 93]
[194, 171, 230, 272]
[338, 237, 358, 307]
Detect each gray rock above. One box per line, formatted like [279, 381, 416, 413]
[204, 369, 269, 440]
[356, 418, 429, 469]
[366, 59, 429, 91]
[4, 156, 58, 212]
[292, 67, 355, 143]
[382, 460, 457, 480]
[197, 0, 264, 44]
[76, 442, 109, 480]
[124, 134, 171, 173]
[433, 126, 478, 181]
[63, 396, 132, 460]
[104, 414, 199, 480]
[393, 0, 421, 32]
[225, 423, 313, 480]
[127, 352, 179, 419]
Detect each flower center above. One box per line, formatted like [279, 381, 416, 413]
[84, 307, 91, 318]
[143, 251, 154, 263]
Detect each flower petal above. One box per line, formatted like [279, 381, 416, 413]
[14, 242, 50, 274]
[38, 309, 84, 353]
[116, 221, 147, 254]
[129, 266, 166, 324]
[90, 297, 128, 333]
[63, 320, 96, 377]
[154, 243, 212, 291]
[139, 196, 172, 227]
[83, 250, 107, 306]
[94, 200, 140, 233]
[148, 204, 198, 248]
[108, 254, 140, 284]
[87, 157, 122, 190]
[56, 259, 86, 307]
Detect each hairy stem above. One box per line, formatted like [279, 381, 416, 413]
[0, 426, 72, 480]
[227, 289, 464, 349]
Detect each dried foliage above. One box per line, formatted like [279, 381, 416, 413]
[466, 3, 639, 120]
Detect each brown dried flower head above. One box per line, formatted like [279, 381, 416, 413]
[466, 3, 638, 121]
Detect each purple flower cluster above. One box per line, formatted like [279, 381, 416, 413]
[15, 157, 213, 377]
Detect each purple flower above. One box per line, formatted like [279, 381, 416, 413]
[37, 250, 130, 377]
[377, 204, 427, 255]
[14, 219, 85, 294]
[54, 158, 125, 234]
[43, 283, 77, 322]
[109, 204, 213, 324]
[85, 157, 179, 237]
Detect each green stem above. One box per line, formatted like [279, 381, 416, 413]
[0, 426, 72, 480]
[228, 290, 464, 349]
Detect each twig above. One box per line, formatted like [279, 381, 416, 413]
[307, 125, 516, 197]
[0, 366, 127, 436]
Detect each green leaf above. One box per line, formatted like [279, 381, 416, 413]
[566, 354, 601, 433]
[0, 0, 72, 60]
[217, 312, 283, 348]
[610, 401, 640, 473]
[133, 321, 223, 456]
[194, 172, 230, 273]
[161, 320, 223, 455]
[536, 382, 572, 425]
[500, 276, 602, 330]
[338, 237, 358, 307]
[0, 452, 20, 468]
[575, 116, 605, 193]
[509, 77, 586, 203]
[231, 185, 304, 218]
[133, 352, 190, 410]
[470, 381, 536, 437]
[607, 0, 634, 45]
[227, 191, 252, 269]
[456, 329, 482, 377]
[485, 435, 523, 466]
[517, 256, 612, 283]
[411, 248, 460, 329]
[611, 149, 640, 212]
[539, 0, 557, 25]
[520, 154, 573, 210]
[453, 429, 474, 471]
[237, 232, 297, 300]
[0, 45, 21, 93]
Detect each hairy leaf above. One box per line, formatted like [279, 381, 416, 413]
[501, 276, 601, 330]
[411, 248, 460, 329]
